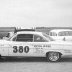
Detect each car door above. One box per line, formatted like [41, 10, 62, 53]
[8, 34, 34, 57]
[31, 34, 49, 57]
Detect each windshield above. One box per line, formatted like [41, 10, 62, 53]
[42, 33, 54, 41]
[8, 33, 17, 41]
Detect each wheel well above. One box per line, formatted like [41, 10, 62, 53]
[46, 51, 62, 57]
[0, 55, 1, 57]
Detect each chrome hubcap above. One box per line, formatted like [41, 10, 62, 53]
[49, 52, 59, 61]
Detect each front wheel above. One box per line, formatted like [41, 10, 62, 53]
[46, 52, 61, 62]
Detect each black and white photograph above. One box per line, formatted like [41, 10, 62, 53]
[0, 0, 72, 72]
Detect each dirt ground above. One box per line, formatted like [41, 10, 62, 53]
[0, 57, 72, 72]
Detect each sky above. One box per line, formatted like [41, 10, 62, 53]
[0, 0, 72, 28]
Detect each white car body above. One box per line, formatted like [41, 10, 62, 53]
[0, 31, 72, 61]
[49, 29, 72, 41]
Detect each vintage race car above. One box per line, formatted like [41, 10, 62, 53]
[0, 31, 72, 62]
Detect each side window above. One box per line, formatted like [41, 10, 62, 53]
[58, 31, 72, 36]
[34, 35, 47, 42]
[67, 31, 72, 36]
[49, 32, 57, 36]
[58, 31, 65, 36]
[12, 34, 33, 42]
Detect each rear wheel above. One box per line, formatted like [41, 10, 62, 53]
[46, 52, 61, 62]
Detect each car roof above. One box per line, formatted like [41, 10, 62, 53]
[50, 29, 72, 33]
[15, 29, 35, 33]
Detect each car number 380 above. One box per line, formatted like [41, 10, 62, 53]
[13, 46, 29, 53]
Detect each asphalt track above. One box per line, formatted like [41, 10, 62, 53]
[0, 57, 72, 72]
